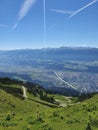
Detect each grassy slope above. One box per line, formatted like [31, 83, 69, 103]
[0, 83, 98, 130]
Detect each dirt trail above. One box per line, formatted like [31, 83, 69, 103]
[22, 86, 28, 98]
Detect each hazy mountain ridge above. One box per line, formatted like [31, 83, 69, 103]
[0, 47, 98, 95]
[1, 47, 98, 61]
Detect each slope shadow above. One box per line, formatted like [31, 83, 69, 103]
[28, 98, 58, 108]
[0, 85, 24, 99]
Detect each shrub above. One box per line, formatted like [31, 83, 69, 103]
[36, 116, 44, 122]
[5, 114, 12, 121]
[86, 122, 92, 130]
[53, 111, 59, 117]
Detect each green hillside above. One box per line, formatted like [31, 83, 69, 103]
[0, 78, 98, 130]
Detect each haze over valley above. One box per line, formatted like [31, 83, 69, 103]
[0, 47, 98, 95]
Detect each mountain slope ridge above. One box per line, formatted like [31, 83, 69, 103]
[0, 77, 98, 130]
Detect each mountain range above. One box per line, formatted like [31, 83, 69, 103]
[0, 47, 98, 95]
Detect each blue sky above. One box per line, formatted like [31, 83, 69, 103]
[0, 0, 98, 50]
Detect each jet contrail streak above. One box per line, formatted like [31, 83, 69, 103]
[43, 0, 46, 46]
[12, 0, 36, 30]
[50, 9, 74, 15]
[19, 0, 36, 21]
[43, 0, 46, 66]
[70, 0, 98, 18]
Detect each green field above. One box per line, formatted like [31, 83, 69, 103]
[0, 78, 98, 130]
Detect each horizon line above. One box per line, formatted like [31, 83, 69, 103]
[0, 46, 98, 51]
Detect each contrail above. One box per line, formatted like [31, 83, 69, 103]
[12, 23, 18, 30]
[43, 0, 47, 67]
[18, 0, 36, 21]
[43, 0, 46, 46]
[12, 0, 36, 30]
[50, 9, 74, 15]
[69, 0, 98, 18]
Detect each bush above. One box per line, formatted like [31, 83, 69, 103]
[86, 122, 92, 130]
[42, 123, 54, 130]
[23, 126, 31, 130]
[53, 111, 59, 117]
[5, 114, 12, 121]
[36, 116, 44, 122]
[1, 121, 17, 127]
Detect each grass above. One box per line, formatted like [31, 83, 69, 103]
[0, 81, 98, 130]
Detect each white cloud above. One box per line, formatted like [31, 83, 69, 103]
[12, 0, 36, 30]
[50, 9, 74, 15]
[69, 0, 98, 18]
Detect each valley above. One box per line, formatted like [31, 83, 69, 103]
[0, 47, 98, 95]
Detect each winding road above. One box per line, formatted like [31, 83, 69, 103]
[22, 86, 28, 98]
